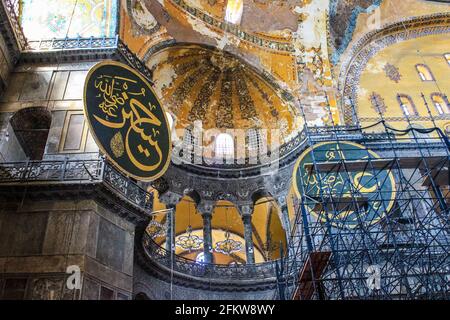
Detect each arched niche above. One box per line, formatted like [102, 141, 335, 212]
[9, 107, 52, 160]
[252, 197, 287, 261]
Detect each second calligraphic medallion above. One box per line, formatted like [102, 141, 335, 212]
[293, 141, 396, 229]
[84, 61, 172, 181]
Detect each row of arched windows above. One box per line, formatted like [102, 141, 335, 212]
[182, 128, 268, 160]
[397, 93, 449, 117]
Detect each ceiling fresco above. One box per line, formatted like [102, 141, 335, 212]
[334, 0, 450, 70]
[20, 0, 118, 40]
[120, 0, 339, 126]
[146, 44, 303, 143]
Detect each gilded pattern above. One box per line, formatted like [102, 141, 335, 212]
[234, 69, 257, 121]
[216, 70, 234, 129]
[188, 70, 221, 122]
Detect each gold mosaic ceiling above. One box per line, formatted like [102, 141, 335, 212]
[147, 44, 303, 140]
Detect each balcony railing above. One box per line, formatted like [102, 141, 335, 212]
[142, 232, 278, 281]
[0, 158, 153, 212]
[26, 36, 119, 51]
[1, 0, 27, 50]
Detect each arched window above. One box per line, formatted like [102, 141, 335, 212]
[247, 128, 260, 158]
[415, 64, 435, 81]
[397, 94, 418, 117]
[430, 93, 449, 115]
[225, 0, 243, 24]
[445, 124, 450, 137]
[444, 53, 450, 66]
[183, 127, 195, 152]
[215, 133, 235, 158]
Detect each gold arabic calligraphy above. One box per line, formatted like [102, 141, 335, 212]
[303, 145, 383, 225]
[93, 74, 163, 172]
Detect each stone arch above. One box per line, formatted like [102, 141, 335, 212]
[134, 292, 151, 300]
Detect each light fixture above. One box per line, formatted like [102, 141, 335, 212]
[176, 225, 204, 252]
[214, 207, 243, 255]
[225, 0, 243, 25]
[215, 230, 243, 255]
[175, 201, 203, 252]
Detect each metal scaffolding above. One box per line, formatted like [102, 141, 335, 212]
[277, 117, 450, 300]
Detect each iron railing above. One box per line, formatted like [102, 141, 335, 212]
[0, 158, 153, 211]
[1, 0, 27, 50]
[26, 36, 119, 51]
[142, 232, 278, 281]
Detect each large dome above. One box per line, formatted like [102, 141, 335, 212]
[146, 44, 303, 145]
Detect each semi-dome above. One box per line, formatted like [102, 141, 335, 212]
[146, 44, 303, 146]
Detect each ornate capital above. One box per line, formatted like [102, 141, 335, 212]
[159, 191, 182, 208]
[239, 204, 253, 218]
[197, 201, 215, 217]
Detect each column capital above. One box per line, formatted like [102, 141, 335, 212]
[159, 191, 183, 208]
[197, 201, 215, 217]
[277, 195, 287, 208]
[239, 204, 253, 217]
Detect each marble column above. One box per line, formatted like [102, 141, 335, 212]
[242, 213, 255, 265]
[165, 206, 176, 252]
[201, 212, 213, 264]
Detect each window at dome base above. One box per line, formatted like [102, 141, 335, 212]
[215, 133, 235, 159]
[19, 0, 118, 41]
[225, 0, 243, 25]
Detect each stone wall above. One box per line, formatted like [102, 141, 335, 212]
[0, 61, 100, 163]
[133, 263, 275, 300]
[0, 31, 12, 97]
[0, 199, 135, 300]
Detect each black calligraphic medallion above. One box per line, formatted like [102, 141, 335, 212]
[293, 141, 396, 229]
[84, 61, 171, 181]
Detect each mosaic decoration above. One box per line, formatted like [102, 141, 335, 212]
[83, 61, 172, 181]
[214, 231, 243, 256]
[20, 0, 118, 40]
[130, 0, 159, 33]
[293, 141, 396, 229]
[147, 45, 301, 138]
[176, 226, 204, 252]
[340, 13, 450, 125]
[383, 63, 402, 83]
[168, 0, 295, 52]
[330, 0, 383, 64]
[146, 218, 167, 239]
[216, 70, 234, 129]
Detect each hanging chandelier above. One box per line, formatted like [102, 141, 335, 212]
[176, 225, 204, 252]
[215, 207, 243, 255]
[215, 230, 242, 255]
[146, 217, 166, 239]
